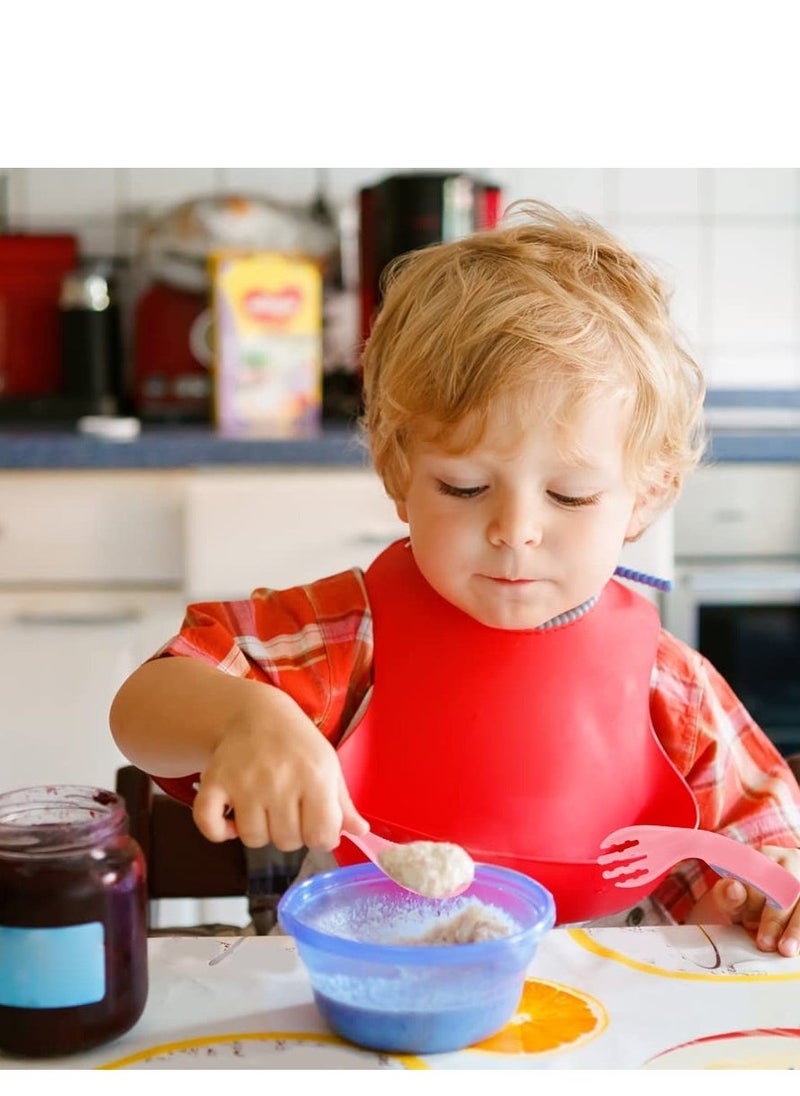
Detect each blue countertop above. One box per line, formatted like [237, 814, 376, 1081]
[0, 424, 373, 470]
[0, 391, 797, 470]
[699, 388, 800, 463]
[707, 432, 800, 463]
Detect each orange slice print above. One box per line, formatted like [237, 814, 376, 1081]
[473, 977, 608, 1056]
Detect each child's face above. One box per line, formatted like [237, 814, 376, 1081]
[394, 394, 655, 630]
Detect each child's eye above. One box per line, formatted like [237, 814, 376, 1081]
[548, 491, 601, 508]
[436, 480, 487, 499]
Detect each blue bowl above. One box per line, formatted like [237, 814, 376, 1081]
[277, 862, 555, 1055]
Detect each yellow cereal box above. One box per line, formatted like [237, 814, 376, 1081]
[210, 250, 322, 437]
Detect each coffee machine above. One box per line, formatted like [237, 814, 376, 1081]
[358, 172, 502, 345]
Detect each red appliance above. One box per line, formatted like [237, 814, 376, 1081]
[0, 234, 78, 400]
[358, 172, 502, 345]
[132, 282, 213, 422]
[130, 192, 337, 424]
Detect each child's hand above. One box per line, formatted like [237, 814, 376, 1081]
[190, 686, 369, 853]
[685, 846, 800, 957]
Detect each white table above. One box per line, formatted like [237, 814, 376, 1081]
[2, 925, 799, 1070]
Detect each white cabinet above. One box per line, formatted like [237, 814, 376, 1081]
[184, 466, 406, 600]
[0, 589, 186, 795]
[673, 463, 800, 560]
[0, 470, 184, 584]
[0, 470, 186, 795]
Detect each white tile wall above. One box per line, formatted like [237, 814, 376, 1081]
[711, 170, 799, 219]
[492, 168, 607, 219]
[614, 169, 703, 218]
[2, 167, 799, 388]
[710, 226, 798, 346]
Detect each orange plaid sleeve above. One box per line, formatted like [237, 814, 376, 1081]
[147, 568, 373, 807]
[651, 629, 800, 921]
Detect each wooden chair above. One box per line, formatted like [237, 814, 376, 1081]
[115, 765, 306, 936]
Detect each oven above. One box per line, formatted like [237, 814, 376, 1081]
[662, 463, 800, 759]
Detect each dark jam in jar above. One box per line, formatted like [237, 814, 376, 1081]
[0, 785, 148, 1058]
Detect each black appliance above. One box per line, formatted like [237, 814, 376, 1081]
[358, 172, 502, 346]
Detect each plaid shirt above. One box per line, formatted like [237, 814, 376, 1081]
[152, 567, 800, 924]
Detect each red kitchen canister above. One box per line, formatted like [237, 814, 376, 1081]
[0, 784, 148, 1058]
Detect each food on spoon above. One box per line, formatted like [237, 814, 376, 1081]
[377, 839, 475, 899]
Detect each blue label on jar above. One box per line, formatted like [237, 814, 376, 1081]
[0, 922, 105, 1008]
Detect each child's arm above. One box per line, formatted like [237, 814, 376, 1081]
[110, 656, 369, 852]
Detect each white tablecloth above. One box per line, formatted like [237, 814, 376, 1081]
[2, 925, 799, 1070]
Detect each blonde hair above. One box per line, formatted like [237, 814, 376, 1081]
[361, 200, 706, 519]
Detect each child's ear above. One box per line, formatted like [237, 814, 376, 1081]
[395, 498, 409, 524]
[624, 477, 675, 543]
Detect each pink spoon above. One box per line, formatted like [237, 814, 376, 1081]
[341, 830, 475, 899]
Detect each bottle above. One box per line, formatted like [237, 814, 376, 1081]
[0, 784, 148, 1058]
[59, 261, 125, 415]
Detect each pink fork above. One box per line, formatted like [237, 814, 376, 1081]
[598, 825, 800, 910]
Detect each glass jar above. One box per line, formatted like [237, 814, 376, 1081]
[0, 785, 148, 1058]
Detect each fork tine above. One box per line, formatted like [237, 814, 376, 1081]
[597, 833, 658, 888]
[611, 874, 657, 889]
[599, 860, 648, 880]
[598, 827, 639, 852]
[596, 846, 643, 867]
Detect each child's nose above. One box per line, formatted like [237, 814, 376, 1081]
[487, 494, 544, 548]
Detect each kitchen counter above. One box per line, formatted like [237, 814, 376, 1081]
[0, 423, 797, 471]
[706, 430, 800, 463]
[702, 387, 800, 462]
[0, 390, 797, 470]
[0, 423, 372, 470]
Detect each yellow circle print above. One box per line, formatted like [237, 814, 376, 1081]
[472, 977, 608, 1056]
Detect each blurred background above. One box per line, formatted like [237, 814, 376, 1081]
[2, 166, 800, 437]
